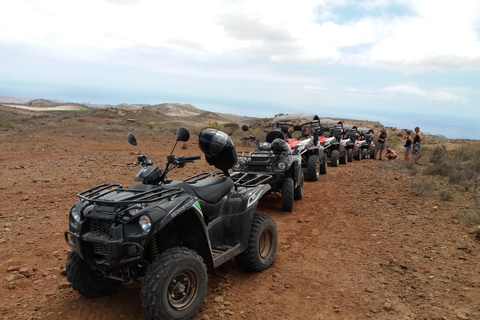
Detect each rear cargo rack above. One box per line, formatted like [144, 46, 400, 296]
[183, 172, 272, 188]
[77, 183, 183, 204]
[230, 172, 272, 187]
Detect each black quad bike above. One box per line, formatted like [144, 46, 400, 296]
[342, 124, 361, 162]
[65, 127, 278, 320]
[318, 119, 348, 167]
[232, 124, 303, 212]
[271, 113, 327, 180]
[357, 127, 376, 159]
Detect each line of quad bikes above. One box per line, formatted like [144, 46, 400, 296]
[64, 113, 377, 320]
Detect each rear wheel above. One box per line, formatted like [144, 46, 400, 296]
[354, 149, 361, 161]
[235, 214, 278, 272]
[141, 247, 208, 320]
[294, 172, 304, 200]
[347, 148, 353, 162]
[320, 155, 327, 174]
[306, 155, 319, 181]
[339, 149, 347, 164]
[330, 150, 339, 167]
[281, 177, 294, 212]
[66, 250, 122, 298]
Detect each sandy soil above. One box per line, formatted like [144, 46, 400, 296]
[2, 104, 85, 112]
[0, 117, 479, 320]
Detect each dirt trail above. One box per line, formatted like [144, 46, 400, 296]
[0, 124, 479, 320]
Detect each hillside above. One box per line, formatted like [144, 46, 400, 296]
[0, 114, 479, 320]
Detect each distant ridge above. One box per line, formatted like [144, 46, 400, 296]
[424, 132, 447, 139]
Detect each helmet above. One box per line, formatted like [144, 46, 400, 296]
[198, 128, 237, 171]
[271, 138, 291, 155]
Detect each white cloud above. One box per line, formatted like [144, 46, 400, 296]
[382, 84, 466, 102]
[1, 0, 480, 72]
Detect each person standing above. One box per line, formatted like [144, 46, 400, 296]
[412, 126, 422, 163]
[404, 130, 414, 160]
[375, 127, 387, 160]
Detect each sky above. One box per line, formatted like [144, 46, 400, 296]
[1, 0, 479, 139]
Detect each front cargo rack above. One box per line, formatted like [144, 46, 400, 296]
[77, 183, 183, 204]
[183, 172, 273, 188]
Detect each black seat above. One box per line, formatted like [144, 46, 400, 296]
[265, 130, 285, 143]
[186, 176, 233, 204]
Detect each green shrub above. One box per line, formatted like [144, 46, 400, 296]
[208, 121, 222, 130]
[429, 146, 447, 164]
[2, 121, 16, 127]
[423, 158, 455, 177]
[451, 209, 480, 225]
[147, 122, 155, 129]
[410, 178, 437, 196]
[439, 188, 453, 201]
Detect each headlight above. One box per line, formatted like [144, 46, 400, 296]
[277, 162, 286, 170]
[233, 162, 241, 170]
[139, 215, 152, 233]
[71, 207, 80, 222]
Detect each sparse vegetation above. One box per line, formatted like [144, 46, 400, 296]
[410, 177, 437, 196]
[2, 121, 16, 127]
[208, 121, 222, 130]
[451, 209, 480, 225]
[439, 188, 453, 201]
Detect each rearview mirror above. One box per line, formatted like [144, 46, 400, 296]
[242, 125, 249, 132]
[127, 132, 137, 146]
[176, 126, 190, 142]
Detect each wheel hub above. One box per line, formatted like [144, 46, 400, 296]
[168, 271, 197, 310]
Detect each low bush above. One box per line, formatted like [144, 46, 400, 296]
[451, 209, 480, 225]
[439, 188, 453, 201]
[410, 178, 437, 196]
[423, 158, 455, 177]
[429, 146, 447, 164]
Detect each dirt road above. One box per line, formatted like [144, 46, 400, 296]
[0, 120, 479, 320]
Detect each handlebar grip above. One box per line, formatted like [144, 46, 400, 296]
[185, 155, 201, 161]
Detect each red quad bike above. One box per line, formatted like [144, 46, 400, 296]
[65, 127, 278, 320]
[342, 124, 361, 162]
[357, 127, 376, 159]
[232, 124, 304, 212]
[318, 119, 348, 167]
[271, 113, 327, 180]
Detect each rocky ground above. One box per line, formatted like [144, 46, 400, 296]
[0, 114, 479, 320]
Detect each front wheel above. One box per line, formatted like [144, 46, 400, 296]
[141, 247, 208, 320]
[330, 150, 339, 167]
[361, 148, 368, 159]
[235, 214, 278, 272]
[281, 177, 294, 212]
[306, 155, 319, 181]
[66, 250, 122, 298]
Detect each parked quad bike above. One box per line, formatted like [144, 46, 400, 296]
[342, 124, 361, 162]
[65, 127, 278, 320]
[271, 113, 327, 180]
[232, 124, 303, 212]
[318, 119, 348, 167]
[357, 127, 376, 159]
